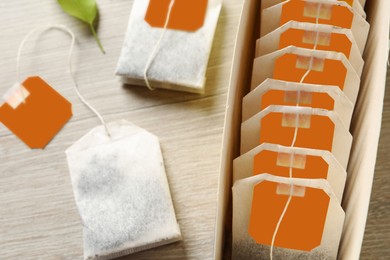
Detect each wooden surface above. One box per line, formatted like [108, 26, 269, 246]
[0, 0, 388, 259]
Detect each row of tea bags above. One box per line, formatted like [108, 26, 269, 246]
[232, 0, 369, 259]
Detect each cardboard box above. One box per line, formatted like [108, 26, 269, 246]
[214, 0, 390, 259]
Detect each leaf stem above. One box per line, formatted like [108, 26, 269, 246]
[89, 24, 105, 54]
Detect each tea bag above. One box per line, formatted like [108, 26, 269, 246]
[260, 0, 366, 17]
[240, 105, 352, 167]
[257, 21, 365, 58]
[233, 143, 347, 200]
[0, 77, 72, 148]
[243, 78, 354, 126]
[0, 25, 75, 149]
[250, 46, 361, 104]
[232, 174, 345, 260]
[116, 0, 222, 93]
[260, 0, 370, 49]
[66, 120, 181, 260]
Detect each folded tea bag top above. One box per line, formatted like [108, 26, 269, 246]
[251, 46, 361, 104]
[260, 0, 370, 49]
[233, 143, 347, 200]
[261, 0, 366, 17]
[66, 120, 181, 260]
[116, 0, 222, 93]
[244, 78, 354, 125]
[257, 21, 365, 58]
[240, 105, 352, 167]
[232, 174, 345, 260]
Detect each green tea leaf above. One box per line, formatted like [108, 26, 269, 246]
[58, 0, 105, 53]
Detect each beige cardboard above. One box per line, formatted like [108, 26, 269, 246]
[232, 174, 345, 260]
[260, 0, 370, 52]
[243, 78, 354, 126]
[116, 0, 222, 94]
[250, 46, 361, 104]
[214, 0, 389, 259]
[261, 0, 366, 17]
[233, 143, 347, 200]
[241, 105, 352, 172]
[256, 21, 365, 59]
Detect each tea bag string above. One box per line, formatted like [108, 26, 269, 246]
[16, 24, 111, 137]
[269, 3, 322, 260]
[143, 0, 175, 90]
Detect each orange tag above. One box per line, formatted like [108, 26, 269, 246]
[249, 181, 330, 251]
[0, 76, 72, 149]
[145, 0, 208, 31]
[280, 0, 354, 29]
[259, 113, 335, 151]
[274, 54, 347, 91]
[254, 151, 329, 179]
[279, 28, 353, 58]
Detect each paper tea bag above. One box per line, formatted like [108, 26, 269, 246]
[240, 105, 352, 168]
[250, 46, 361, 104]
[116, 0, 222, 94]
[0, 76, 72, 149]
[232, 174, 345, 260]
[233, 143, 347, 200]
[243, 78, 354, 126]
[260, 0, 366, 17]
[260, 0, 370, 50]
[256, 21, 365, 58]
[66, 120, 181, 260]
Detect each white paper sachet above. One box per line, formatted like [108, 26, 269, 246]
[232, 174, 345, 260]
[260, 0, 366, 18]
[260, 0, 370, 50]
[66, 120, 181, 260]
[240, 105, 352, 168]
[250, 46, 361, 104]
[233, 143, 347, 201]
[243, 78, 354, 126]
[256, 21, 365, 57]
[116, 0, 222, 94]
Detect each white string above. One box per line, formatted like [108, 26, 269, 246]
[269, 3, 322, 260]
[143, 0, 175, 90]
[16, 24, 111, 137]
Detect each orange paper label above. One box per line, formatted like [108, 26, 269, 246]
[279, 28, 352, 58]
[249, 181, 330, 251]
[254, 151, 329, 179]
[274, 54, 347, 91]
[0, 76, 72, 149]
[259, 113, 335, 151]
[261, 89, 335, 111]
[145, 0, 208, 31]
[280, 0, 354, 29]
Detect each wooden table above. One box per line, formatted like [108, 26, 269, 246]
[0, 0, 388, 259]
